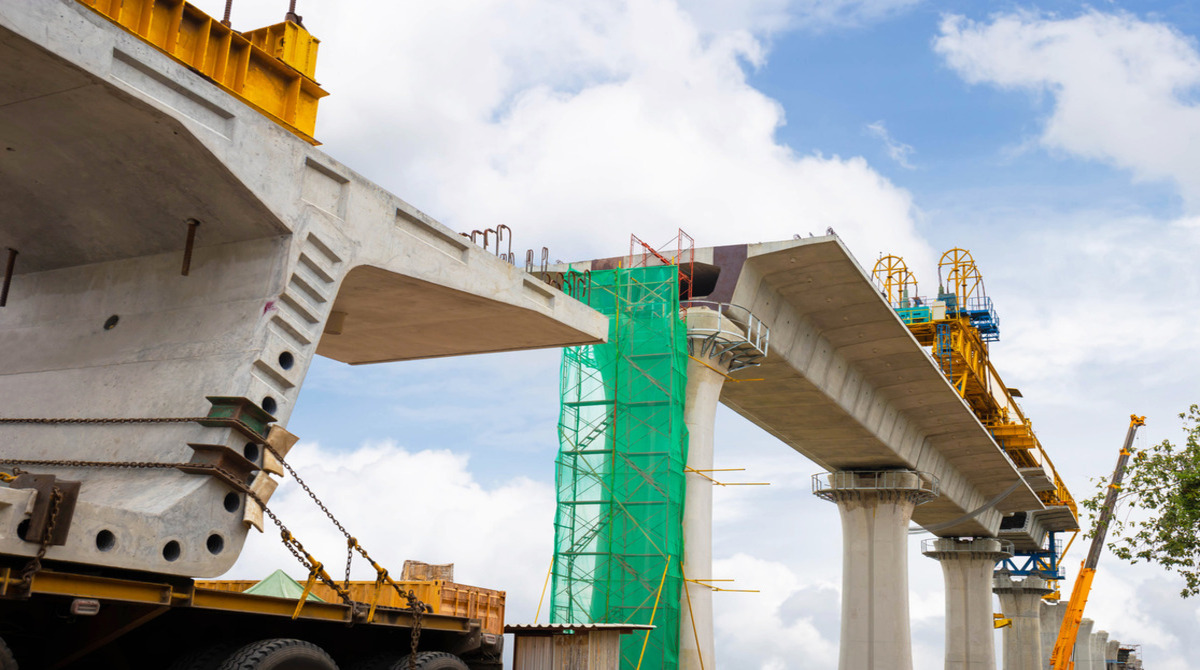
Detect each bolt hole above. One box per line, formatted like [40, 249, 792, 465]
[103, 315, 119, 330]
[16, 519, 30, 541]
[261, 396, 277, 415]
[278, 351, 295, 370]
[162, 540, 181, 562]
[206, 534, 224, 555]
[96, 529, 116, 552]
[243, 442, 259, 462]
[223, 492, 241, 513]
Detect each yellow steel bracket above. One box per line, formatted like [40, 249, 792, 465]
[292, 561, 322, 620]
[993, 613, 1012, 629]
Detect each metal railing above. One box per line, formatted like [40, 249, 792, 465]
[811, 470, 939, 503]
[920, 537, 1013, 557]
[680, 301, 769, 372]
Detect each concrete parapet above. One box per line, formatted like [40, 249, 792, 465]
[923, 538, 1012, 670]
[1105, 639, 1119, 663]
[994, 573, 1054, 670]
[815, 469, 938, 670]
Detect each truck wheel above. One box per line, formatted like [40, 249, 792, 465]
[400, 652, 468, 670]
[344, 653, 402, 670]
[168, 643, 237, 670]
[0, 636, 16, 669]
[218, 639, 337, 670]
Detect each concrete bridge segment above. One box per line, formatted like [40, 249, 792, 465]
[0, 0, 606, 577]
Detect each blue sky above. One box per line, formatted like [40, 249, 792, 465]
[187, 0, 1200, 667]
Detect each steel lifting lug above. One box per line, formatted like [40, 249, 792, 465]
[11, 474, 80, 546]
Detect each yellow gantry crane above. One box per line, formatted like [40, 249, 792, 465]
[1049, 415, 1146, 670]
[871, 250, 1077, 519]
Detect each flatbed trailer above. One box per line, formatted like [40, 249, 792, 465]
[0, 562, 501, 668]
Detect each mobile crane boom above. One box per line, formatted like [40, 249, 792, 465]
[1049, 414, 1145, 669]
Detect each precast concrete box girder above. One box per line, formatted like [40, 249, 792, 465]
[0, 0, 606, 577]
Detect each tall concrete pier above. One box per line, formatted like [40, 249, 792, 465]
[923, 538, 1012, 670]
[994, 574, 1053, 670]
[1074, 619, 1095, 668]
[679, 303, 766, 670]
[1091, 631, 1108, 670]
[814, 470, 937, 670]
[1039, 601, 1067, 669]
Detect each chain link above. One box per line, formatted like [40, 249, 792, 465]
[0, 447, 430, 645]
[17, 486, 62, 594]
[0, 417, 205, 425]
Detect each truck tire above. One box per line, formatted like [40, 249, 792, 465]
[168, 643, 237, 670]
[218, 639, 337, 670]
[400, 652, 468, 670]
[0, 636, 17, 670]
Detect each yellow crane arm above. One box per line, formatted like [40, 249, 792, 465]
[1049, 414, 1144, 670]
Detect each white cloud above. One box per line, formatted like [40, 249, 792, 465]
[935, 10, 1200, 209]
[193, 0, 934, 268]
[230, 441, 556, 623]
[866, 120, 917, 168]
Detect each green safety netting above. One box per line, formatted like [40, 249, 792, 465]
[550, 266, 689, 670]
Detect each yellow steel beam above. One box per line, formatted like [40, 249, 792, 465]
[0, 568, 471, 633]
[75, 0, 328, 143]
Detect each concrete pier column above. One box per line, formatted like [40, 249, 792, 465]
[1091, 631, 1108, 670]
[994, 574, 1053, 670]
[1074, 619, 1095, 668]
[922, 538, 1012, 670]
[814, 470, 938, 670]
[679, 305, 766, 670]
[1105, 638, 1119, 665]
[1039, 601, 1067, 669]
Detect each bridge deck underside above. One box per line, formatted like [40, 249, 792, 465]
[721, 239, 1043, 537]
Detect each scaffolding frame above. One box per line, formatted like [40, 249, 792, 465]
[551, 266, 689, 670]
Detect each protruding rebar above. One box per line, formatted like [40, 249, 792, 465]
[222, 0, 233, 26]
[181, 219, 200, 276]
[1, 247, 16, 307]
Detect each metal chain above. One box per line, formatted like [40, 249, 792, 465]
[0, 417, 205, 425]
[0, 458, 357, 609]
[18, 485, 61, 593]
[0, 453, 429, 638]
[262, 445, 431, 645]
[408, 589, 423, 670]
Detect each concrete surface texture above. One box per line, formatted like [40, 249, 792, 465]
[1091, 631, 1108, 670]
[1074, 619, 1095, 668]
[818, 471, 931, 670]
[0, 0, 606, 577]
[1039, 601, 1067, 669]
[678, 307, 747, 670]
[994, 574, 1054, 670]
[923, 538, 1012, 670]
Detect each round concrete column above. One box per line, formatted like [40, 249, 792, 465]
[1105, 638, 1119, 666]
[1039, 600, 1067, 669]
[994, 574, 1053, 670]
[679, 305, 763, 670]
[814, 470, 938, 670]
[922, 538, 1012, 670]
[1074, 618, 1095, 668]
[1091, 631, 1108, 670]
[679, 350, 727, 670]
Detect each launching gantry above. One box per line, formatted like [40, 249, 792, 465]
[872, 250, 1079, 573]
